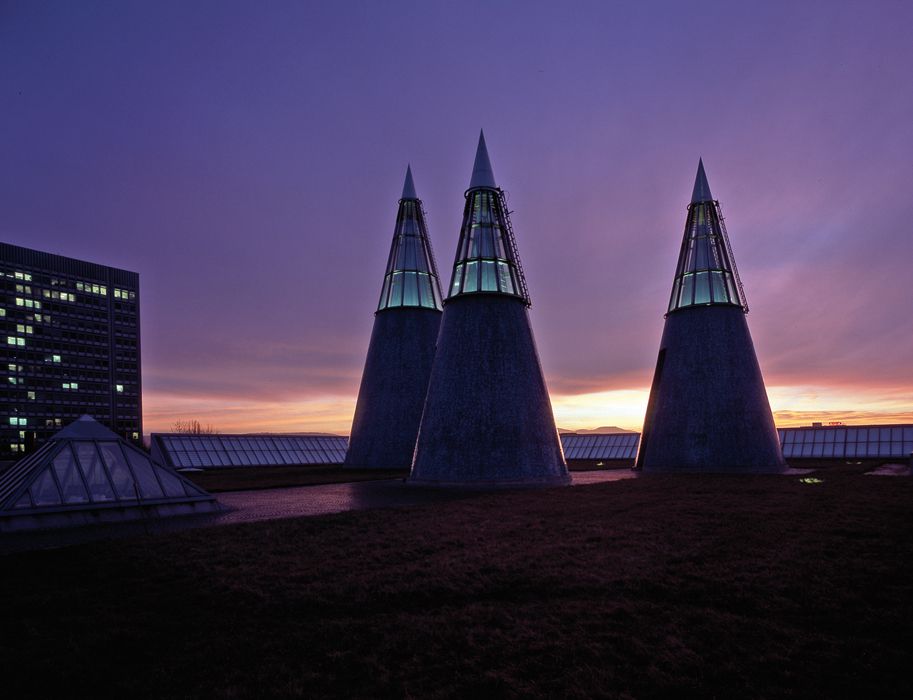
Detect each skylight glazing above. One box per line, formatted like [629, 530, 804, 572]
[667, 200, 747, 314]
[152, 434, 349, 469]
[377, 200, 443, 311]
[447, 189, 529, 305]
[2, 440, 208, 511]
[560, 433, 640, 460]
[779, 425, 913, 459]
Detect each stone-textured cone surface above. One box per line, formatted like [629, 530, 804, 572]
[344, 168, 443, 469]
[409, 133, 569, 486]
[636, 161, 785, 473]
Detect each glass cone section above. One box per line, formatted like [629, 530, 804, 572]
[447, 188, 530, 305]
[667, 162, 748, 314]
[376, 178, 443, 312]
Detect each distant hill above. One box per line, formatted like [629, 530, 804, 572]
[557, 426, 638, 435]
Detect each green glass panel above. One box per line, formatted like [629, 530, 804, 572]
[389, 272, 404, 306]
[680, 274, 694, 306]
[450, 263, 464, 295]
[711, 272, 728, 303]
[497, 262, 514, 294]
[669, 279, 681, 313]
[481, 261, 497, 291]
[464, 261, 479, 292]
[726, 275, 739, 303]
[694, 272, 710, 304]
[417, 274, 431, 307]
[403, 272, 419, 306]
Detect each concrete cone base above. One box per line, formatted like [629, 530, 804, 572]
[637, 305, 785, 473]
[409, 295, 568, 486]
[344, 307, 440, 469]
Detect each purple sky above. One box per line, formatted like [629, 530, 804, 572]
[3, 1, 912, 432]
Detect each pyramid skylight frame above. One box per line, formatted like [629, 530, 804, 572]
[0, 417, 217, 530]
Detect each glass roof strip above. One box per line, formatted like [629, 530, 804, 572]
[556, 433, 644, 459]
[147, 434, 349, 468]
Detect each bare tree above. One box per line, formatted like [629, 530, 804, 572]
[171, 419, 218, 435]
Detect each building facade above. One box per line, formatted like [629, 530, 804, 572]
[1, 242, 141, 460]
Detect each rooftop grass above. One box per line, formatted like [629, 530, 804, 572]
[182, 463, 625, 493]
[181, 465, 408, 492]
[1, 468, 911, 698]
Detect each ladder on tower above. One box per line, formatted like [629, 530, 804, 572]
[497, 189, 531, 307]
[419, 203, 442, 281]
[715, 201, 749, 312]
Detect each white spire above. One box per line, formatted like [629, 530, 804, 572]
[691, 158, 713, 203]
[468, 129, 497, 189]
[402, 164, 418, 200]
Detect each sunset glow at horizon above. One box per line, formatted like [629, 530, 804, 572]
[141, 381, 913, 437]
[3, 1, 912, 438]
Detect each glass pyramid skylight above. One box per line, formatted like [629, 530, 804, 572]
[446, 131, 530, 306]
[667, 159, 748, 314]
[376, 166, 443, 312]
[0, 416, 218, 531]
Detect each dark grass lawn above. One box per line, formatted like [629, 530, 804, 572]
[1, 469, 912, 698]
[182, 465, 408, 492]
[184, 462, 623, 493]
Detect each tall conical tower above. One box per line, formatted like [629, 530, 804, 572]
[635, 160, 785, 473]
[409, 132, 569, 486]
[344, 166, 444, 469]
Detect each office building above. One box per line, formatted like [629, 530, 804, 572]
[0, 242, 141, 460]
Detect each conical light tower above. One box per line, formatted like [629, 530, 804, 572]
[344, 166, 444, 469]
[409, 132, 569, 486]
[636, 160, 785, 473]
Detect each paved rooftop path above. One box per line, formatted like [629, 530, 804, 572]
[214, 469, 637, 525]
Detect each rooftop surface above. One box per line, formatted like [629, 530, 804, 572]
[1, 465, 909, 697]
